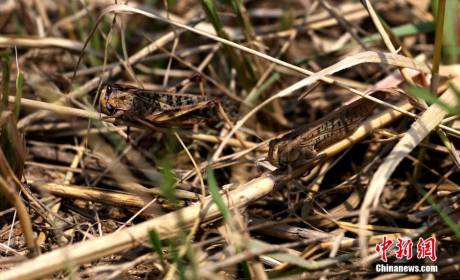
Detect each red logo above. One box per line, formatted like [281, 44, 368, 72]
[375, 236, 437, 262]
[417, 237, 437, 261]
[395, 238, 413, 260]
[375, 236, 393, 262]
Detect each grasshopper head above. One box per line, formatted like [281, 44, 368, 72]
[268, 138, 303, 168]
[99, 84, 117, 115]
[99, 84, 134, 116]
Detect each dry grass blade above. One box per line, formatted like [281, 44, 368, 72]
[0, 36, 101, 55]
[37, 183, 149, 209]
[0, 111, 25, 177]
[361, 0, 417, 87]
[8, 96, 102, 120]
[0, 113, 37, 256]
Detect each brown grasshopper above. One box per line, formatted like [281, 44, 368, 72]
[268, 91, 389, 169]
[99, 76, 222, 127]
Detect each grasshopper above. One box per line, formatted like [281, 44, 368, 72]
[99, 76, 222, 127]
[268, 91, 388, 169]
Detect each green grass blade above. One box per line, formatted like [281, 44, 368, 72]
[206, 166, 233, 226]
[408, 86, 459, 114]
[14, 72, 23, 119]
[159, 132, 180, 205]
[226, 0, 256, 43]
[362, 21, 435, 44]
[148, 230, 166, 269]
[169, 243, 186, 280]
[432, 0, 446, 76]
[245, 73, 280, 105]
[159, 159, 179, 206]
[201, 0, 224, 31]
[207, 166, 251, 277]
[1, 50, 10, 112]
[200, 0, 256, 90]
[442, 0, 457, 64]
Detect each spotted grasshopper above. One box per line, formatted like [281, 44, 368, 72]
[99, 76, 226, 127]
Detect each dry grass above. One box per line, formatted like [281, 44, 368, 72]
[0, 1, 459, 279]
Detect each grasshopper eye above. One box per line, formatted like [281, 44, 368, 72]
[105, 84, 113, 99]
[103, 84, 116, 115]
